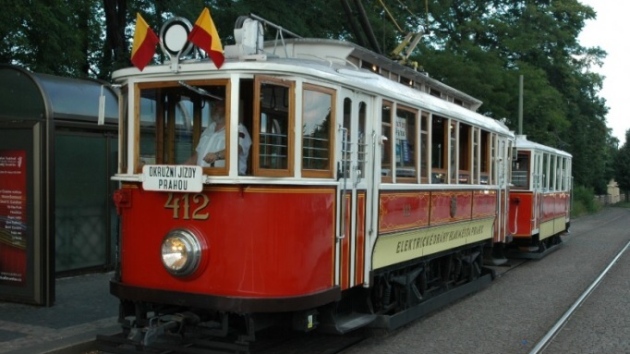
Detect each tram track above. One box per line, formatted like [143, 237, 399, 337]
[530, 238, 630, 354]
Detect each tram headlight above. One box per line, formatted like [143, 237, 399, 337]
[161, 229, 201, 277]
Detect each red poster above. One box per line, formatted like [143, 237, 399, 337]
[0, 150, 27, 287]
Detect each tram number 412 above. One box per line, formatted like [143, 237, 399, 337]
[164, 193, 210, 220]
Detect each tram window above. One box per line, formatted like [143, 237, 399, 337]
[341, 98, 367, 180]
[302, 84, 335, 177]
[472, 127, 479, 184]
[480, 131, 490, 184]
[431, 115, 447, 183]
[341, 97, 352, 179]
[136, 81, 227, 173]
[542, 153, 549, 191]
[534, 153, 542, 190]
[559, 158, 563, 190]
[358, 101, 367, 179]
[119, 85, 128, 173]
[458, 123, 471, 184]
[550, 154, 557, 191]
[395, 105, 417, 182]
[449, 121, 457, 183]
[560, 157, 567, 191]
[253, 77, 294, 176]
[420, 112, 429, 183]
[381, 101, 393, 182]
[511, 152, 530, 189]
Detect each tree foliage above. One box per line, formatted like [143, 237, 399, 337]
[0, 0, 618, 193]
[615, 130, 630, 198]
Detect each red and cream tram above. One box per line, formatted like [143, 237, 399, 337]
[508, 135, 572, 257]
[109, 13, 515, 347]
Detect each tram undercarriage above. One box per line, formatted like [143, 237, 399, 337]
[99, 242, 494, 352]
[320, 241, 494, 333]
[506, 228, 568, 260]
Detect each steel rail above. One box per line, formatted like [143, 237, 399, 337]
[529, 239, 630, 354]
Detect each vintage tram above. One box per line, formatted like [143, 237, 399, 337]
[109, 13, 519, 348]
[508, 135, 572, 257]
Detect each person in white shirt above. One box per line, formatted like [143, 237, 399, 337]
[186, 101, 252, 175]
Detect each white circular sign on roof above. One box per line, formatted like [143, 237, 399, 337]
[159, 17, 193, 60]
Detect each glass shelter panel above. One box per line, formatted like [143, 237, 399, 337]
[55, 134, 108, 272]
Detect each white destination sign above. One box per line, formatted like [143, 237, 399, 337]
[142, 165, 203, 192]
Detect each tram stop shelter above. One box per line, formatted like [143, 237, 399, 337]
[0, 64, 119, 306]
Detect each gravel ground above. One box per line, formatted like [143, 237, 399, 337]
[341, 207, 630, 354]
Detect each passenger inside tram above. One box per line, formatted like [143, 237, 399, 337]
[185, 100, 252, 175]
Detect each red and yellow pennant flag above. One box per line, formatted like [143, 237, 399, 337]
[131, 13, 159, 71]
[188, 8, 225, 68]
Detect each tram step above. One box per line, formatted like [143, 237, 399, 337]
[320, 312, 377, 334]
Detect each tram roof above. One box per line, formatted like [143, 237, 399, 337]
[0, 64, 118, 123]
[516, 135, 572, 158]
[265, 38, 484, 111]
[112, 38, 513, 137]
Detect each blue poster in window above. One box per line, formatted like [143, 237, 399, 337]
[402, 141, 410, 163]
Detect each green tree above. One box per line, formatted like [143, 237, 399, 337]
[0, 0, 105, 77]
[402, 0, 610, 191]
[0, 0, 617, 194]
[615, 130, 630, 199]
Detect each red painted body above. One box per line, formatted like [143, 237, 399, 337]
[338, 191, 366, 290]
[118, 185, 336, 297]
[509, 191, 570, 238]
[378, 190, 498, 234]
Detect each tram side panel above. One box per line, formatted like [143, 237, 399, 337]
[115, 184, 338, 306]
[372, 189, 497, 270]
[508, 192, 534, 238]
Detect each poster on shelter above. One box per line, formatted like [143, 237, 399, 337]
[0, 149, 27, 287]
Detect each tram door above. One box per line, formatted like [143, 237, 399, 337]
[335, 91, 373, 290]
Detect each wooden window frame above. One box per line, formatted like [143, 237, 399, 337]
[458, 123, 472, 184]
[480, 130, 490, 185]
[420, 112, 429, 184]
[381, 100, 394, 183]
[135, 79, 231, 176]
[394, 104, 419, 183]
[430, 115, 447, 184]
[252, 75, 295, 177]
[301, 83, 336, 178]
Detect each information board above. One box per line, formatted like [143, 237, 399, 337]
[0, 149, 27, 286]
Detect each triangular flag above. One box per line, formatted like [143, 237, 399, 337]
[131, 13, 159, 71]
[188, 8, 225, 68]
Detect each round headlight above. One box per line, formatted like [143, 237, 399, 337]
[161, 229, 201, 276]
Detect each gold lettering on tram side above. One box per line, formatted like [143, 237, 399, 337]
[192, 194, 210, 220]
[394, 225, 484, 254]
[164, 193, 210, 220]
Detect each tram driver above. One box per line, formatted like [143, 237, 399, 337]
[186, 101, 252, 175]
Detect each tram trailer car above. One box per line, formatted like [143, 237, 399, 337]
[109, 14, 516, 348]
[508, 135, 572, 258]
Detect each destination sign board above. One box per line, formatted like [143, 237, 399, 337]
[142, 165, 203, 192]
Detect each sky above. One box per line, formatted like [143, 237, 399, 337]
[577, 0, 629, 146]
